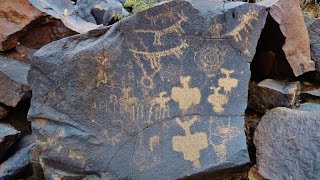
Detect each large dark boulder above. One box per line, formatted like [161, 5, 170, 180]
[254, 107, 320, 179]
[27, 0, 308, 179]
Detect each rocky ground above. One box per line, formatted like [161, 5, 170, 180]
[0, 0, 320, 179]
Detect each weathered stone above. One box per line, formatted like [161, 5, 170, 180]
[0, 0, 42, 51]
[248, 79, 301, 113]
[91, 0, 129, 25]
[297, 102, 320, 113]
[0, 143, 35, 179]
[244, 110, 262, 162]
[28, 1, 273, 179]
[0, 106, 8, 119]
[0, 123, 20, 161]
[28, 0, 102, 33]
[266, 0, 315, 76]
[254, 107, 320, 179]
[0, 57, 30, 107]
[307, 19, 320, 71]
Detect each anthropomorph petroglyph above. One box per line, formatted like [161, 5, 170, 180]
[209, 118, 241, 163]
[226, 9, 259, 42]
[172, 117, 208, 168]
[208, 68, 238, 113]
[154, 91, 171, 108]
[171, 76, 201, 111]
[218, 68, 238, 93]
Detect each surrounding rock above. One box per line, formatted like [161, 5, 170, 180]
[267, 0, 315, 76]
[0, 123, 20, 161]
[0, 57, 31, 107]
[244, 110, 262, 162]
[0, 143, 35, 179]
[248, 79, 301, 113]
[307, 19, 320, 70]
[91, 1, 129, 25]
[297, 102, 320, 113]
[28, 0, 102, 33]
[254, 107, 320, 179]
[28, 1, 274, 178]
[0, 0, 42, 51]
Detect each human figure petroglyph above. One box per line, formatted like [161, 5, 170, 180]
[207, 86, 229, 113]
[172, 117, 208, 168]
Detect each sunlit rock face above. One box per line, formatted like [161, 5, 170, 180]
[28, 1, 271, 179]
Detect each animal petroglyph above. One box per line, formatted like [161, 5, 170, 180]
[226, 9, 259, 42]
[134, 13, 188, 45]
[172, 117, 208, 168]
[171, 76, 201, 111]
[197, 46, 227, 77]
[208, 68, 239, 113]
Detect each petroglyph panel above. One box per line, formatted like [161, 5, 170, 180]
[28, 1, 269, 179]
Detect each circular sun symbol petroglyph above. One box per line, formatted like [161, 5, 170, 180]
[197, 46, 227, 77]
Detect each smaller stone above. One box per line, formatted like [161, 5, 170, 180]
[254, 107, 320, 179]
[297, 102, 320, 113]
[91, 1, 129, 25]
[0, 57, 30, 107]
[0, 143, 35, 179]
[0, 123, 20, 160]
[248, 79, 301, 113]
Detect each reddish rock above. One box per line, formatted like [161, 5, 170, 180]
[268, 0, 315, 76]
[0, 0, 42, 51]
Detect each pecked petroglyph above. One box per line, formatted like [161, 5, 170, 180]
[154, 91, 171, 109]
[96, 56, 110, 87]
[134, 13, 188, 45]
[210, 23, 224, 38]
[149, 135, 160, 152]
[208, 68, 239, 113]
[218, 68, 238, 93]
[131, 41, 189, 70]
[172, 117, 208, 168]
[207, 86, 229, 113]
[209, 118, 241, 163]
[196, 46, 227, 77]
[225, 9, 259, 42]
[171, 76, 201, 111]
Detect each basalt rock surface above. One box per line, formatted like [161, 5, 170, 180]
[28, 1, 273, 179]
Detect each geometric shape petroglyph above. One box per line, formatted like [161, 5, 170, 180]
[197, 46, 227, 77]
[171, 76, 201, 111]
[172, 117, 208, 168]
